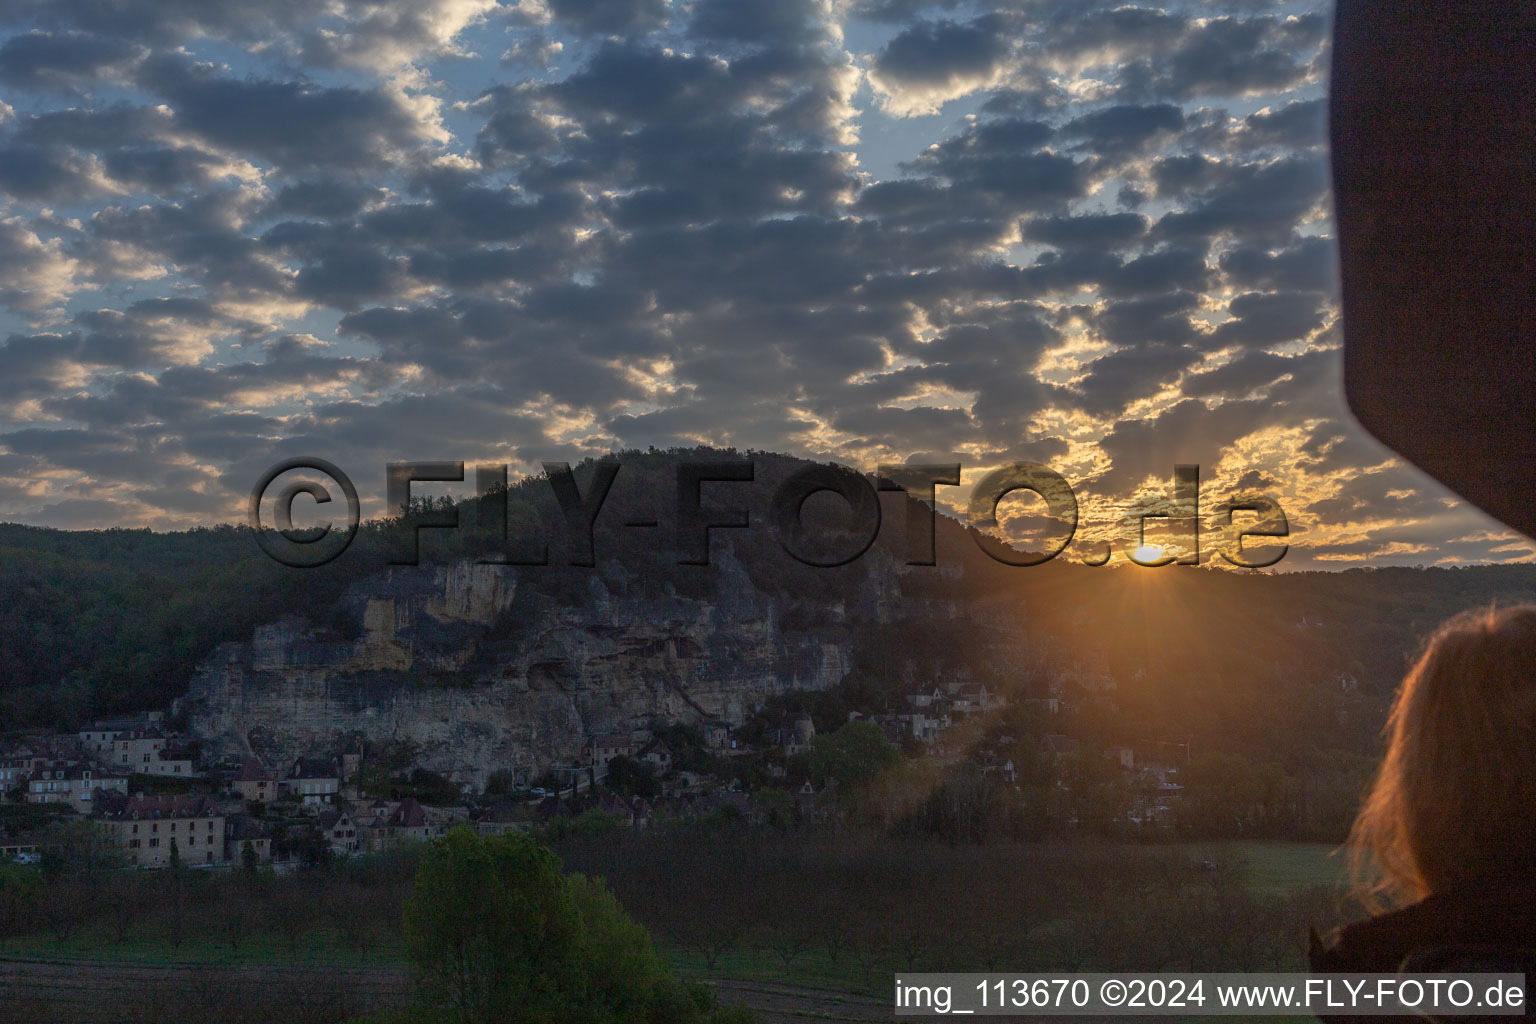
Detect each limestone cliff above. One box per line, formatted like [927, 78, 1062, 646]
[182, 549, 870, 787]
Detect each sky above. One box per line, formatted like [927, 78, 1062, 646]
[0, 0, 1528, 570]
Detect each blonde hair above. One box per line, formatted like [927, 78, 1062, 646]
[1349, 604, 1536, 911]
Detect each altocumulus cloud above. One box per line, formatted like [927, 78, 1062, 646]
[0, 0, 1526, 567]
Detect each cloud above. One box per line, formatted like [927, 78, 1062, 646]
[1044, 9, 1325, 103]
[297, 0, 499, 72]
[1218, 234, 1338, 294]
[267, 179, 388, 219]
[0, 0, 1516, 567]
[0, 218, 84, 313]
[869, 16, 1013, 116]
[0, 30, 145, 92]
[133, 53, 447, 173]
[544, 0, 668, 37]
[0, 144, 115, 203]
[0, 0, 499, 72]
[1152, 154, 1330, 245]
[1210, 290, 1329, 349]
[905, 118, 1090, 212]
[1227, 97, 1328, 153]
[1060, 103, 1184, 159]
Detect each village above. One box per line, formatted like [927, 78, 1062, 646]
[0, 676, 1194, 872]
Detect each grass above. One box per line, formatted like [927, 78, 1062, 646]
[0, 837, 1353, 1008]
[1186, 839, 1348, 895]
[0, 928, 407, 968]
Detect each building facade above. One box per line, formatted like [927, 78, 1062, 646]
[25, 762, 129, 813]
[96, 794, 226, 868]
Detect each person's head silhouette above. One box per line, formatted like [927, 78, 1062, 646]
[1350, 605, 1536, 911]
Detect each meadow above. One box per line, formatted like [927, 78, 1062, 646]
[0, 834, 1354, 1022]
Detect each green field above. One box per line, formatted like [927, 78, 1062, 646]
[0, 835, 1358, 1023]
[0, 928, 404, 967]
[1182, 840, 1349, 895]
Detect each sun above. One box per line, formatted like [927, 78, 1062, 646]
[1131, 543, 1167, 565]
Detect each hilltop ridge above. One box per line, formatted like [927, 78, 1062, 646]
[3, 447, 1536, 778]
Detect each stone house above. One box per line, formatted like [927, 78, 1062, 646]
[769, 714, 815, 756]
[224, 814, 273, 864]
[25, 762, 129, 813]
[78, 722, 129, 756]
[76, 717, 159, 757]
[231, 757, 278, 803]
[143, 743, 199, 777]
[318, 809, 360, 856]
[951, 683, 1002, 714]
[0, 755, 43, 798]
[636, 738, 674, 772]
[96, 793, 225, 868]
[359, 797, 431, 850]
[473, 801, 533, 836]
[585, 734, 634, 765]
[105, 729, 169, 771]
[283, 757, 340, 805]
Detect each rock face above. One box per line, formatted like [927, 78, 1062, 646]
[182, 551, 864, 788]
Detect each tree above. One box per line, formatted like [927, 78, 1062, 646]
[561, 873, 677, 1019]
[241, 839, 259, 875]
[42, 871, 95, 945]
[328, 881, 381, 963]
[483, 769, 515, 799]
[1177, 753, 1295, 838]
[402, 826, 737, 1024]
[809, 720, 899, 788]
[1053, 751, 1132, 836]
[751, 787, 794, 831]
[40, 819, 125, 874]
[104, 873, 150, 944]
[160, 860, 193, 951]
[218, 880, 254, 955]
[269, 879, 314, 965]
[0, 860, 42, 938]
[603, 756, 657, 799]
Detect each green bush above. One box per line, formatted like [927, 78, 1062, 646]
[402, 826, 753, 1024]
